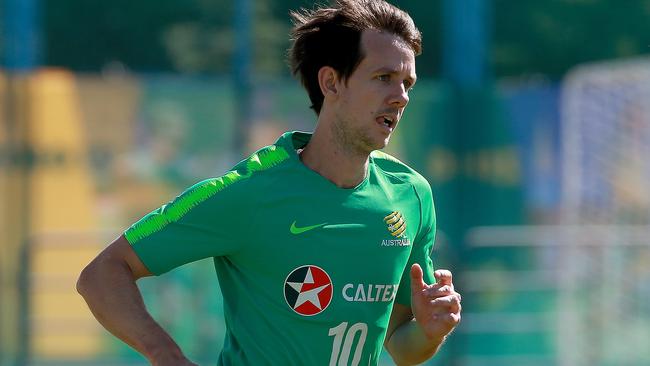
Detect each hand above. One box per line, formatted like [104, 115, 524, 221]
[409, 264, 461, 341]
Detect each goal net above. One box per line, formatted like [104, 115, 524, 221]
[559, 57, 650, 366]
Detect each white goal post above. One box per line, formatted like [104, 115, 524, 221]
[559, 57, 650, 366]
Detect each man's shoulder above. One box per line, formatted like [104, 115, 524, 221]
[190, 143, 292, 201]
[370, 150, 431, 191]
[231, 143, 292, 177]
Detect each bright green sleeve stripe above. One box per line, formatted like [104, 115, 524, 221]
[125, 145, 290, 244]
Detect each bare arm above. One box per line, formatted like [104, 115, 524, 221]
[76, 235, 196, 366]
[384, 265, 461, 365]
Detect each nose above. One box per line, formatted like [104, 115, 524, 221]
[389, 84, 409, 108]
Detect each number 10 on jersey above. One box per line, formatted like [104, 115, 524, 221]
[328, 322, 368, 366]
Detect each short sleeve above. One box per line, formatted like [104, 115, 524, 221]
[394, 180, 436, 306]
[124, 174, 244, 275]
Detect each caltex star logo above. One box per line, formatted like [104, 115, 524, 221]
[284, 265, 333, 316]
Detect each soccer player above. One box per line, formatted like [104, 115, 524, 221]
[77, 0, 462, 365]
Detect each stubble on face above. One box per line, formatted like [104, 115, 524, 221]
[331, 108, 379, 157]
[328, 30, 415, 158]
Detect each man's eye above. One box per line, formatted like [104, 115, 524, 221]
[404, 80, 413, 90]
[378, 75, 390, 82]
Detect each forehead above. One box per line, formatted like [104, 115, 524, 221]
[357, 29, 416, 75]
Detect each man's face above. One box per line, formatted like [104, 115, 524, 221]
[333, 29, 417, 154]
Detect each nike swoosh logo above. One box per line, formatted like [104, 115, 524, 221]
[290, 221, 328, 235]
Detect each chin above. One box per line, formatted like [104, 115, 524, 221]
[366, 139, 390, 153]
[357, 132, 391, 153]
[378, 136, 391, 149]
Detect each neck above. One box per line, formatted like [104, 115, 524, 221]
[299, 123, 369, 189]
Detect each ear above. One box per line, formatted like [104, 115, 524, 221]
[317, 66, 340, 99]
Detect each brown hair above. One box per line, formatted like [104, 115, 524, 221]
[288, 0, 421, 115]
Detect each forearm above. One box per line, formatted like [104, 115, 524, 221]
[77, 257, 186, 364]
[385, 319, 446, 366]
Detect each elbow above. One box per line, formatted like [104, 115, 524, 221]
[77, 258, 107, 298]
[76, 263, 94, 297]
[76, 254, 137, 298]
[77, 237, 141, 299]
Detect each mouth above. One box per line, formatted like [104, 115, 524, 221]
[376, 114, 397, 132]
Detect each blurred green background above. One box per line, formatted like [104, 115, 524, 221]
[2, 0, 650, 365]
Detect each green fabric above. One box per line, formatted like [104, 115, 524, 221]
[124, 131, 437, 366]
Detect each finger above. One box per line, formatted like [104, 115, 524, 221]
[423, 285, 453, 298]
[433, 288, 461, 303]
[441, 312, 461, 326]
[429, 294, 462, 312]
[434, 269, 453, 286]
[410, 263, 427, 293]
[450, 295, 462, 314]
[430, 312, 461, 325]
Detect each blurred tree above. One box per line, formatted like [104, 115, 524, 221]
[160, 1, 235, 74]
[162, 0, 287, 75]
[41, 0, 440, 77]
[44, 0, 287, 75]
[44, 0, 193, 72]
[251, 1, 290, 76]
[41, 0, 650, 78]
[493, 0, 650, 78]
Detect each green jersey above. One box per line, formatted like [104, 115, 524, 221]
[125, 131, 437, 366]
